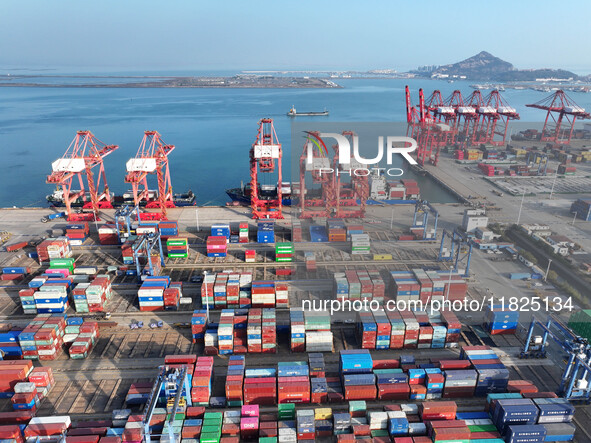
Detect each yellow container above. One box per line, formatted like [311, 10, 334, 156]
[373, 254, 393, 261]
[315, 407, 333, 420]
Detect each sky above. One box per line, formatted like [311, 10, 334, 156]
[1, 1, 591, 74]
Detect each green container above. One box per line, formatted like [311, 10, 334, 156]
[371, 430, 389, 437]
[168, 253, 188, 258]
[469, 425, 498, 432]
[278, 402, 295, 419]
[200, 425, 221, 435]
[349, 400, 366, 413]
[259, 438, 278, 443]
[199, 434, 220, 443]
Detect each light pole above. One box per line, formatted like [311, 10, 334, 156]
[195, 208, 200, 232]
[545, 258, 553, 282]
[549, 172, 558, 200]
[572, 212, 578, 226]
[390, 207, 394, 230]
[203, 270, 209, 322]
[516, 188, 525, 225]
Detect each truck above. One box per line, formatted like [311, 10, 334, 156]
[40, 212, 67, 223]
[509, 272, 531, 280]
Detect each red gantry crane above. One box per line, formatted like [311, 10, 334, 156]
[46, 131, 118, 221]
[473, 90, 520, 146]
[405, 86, 452, 166]
[124, 131, 175, 220]
[250, 118, 284, 219]
[333, 131, 369, 218]
[299, 131, 334, 218]
[526, 90, 590, 144]
[456, 90, 483, 147]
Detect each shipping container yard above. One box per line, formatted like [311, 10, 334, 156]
[3, 2, 591, 441]
[0, 189, 590, 443]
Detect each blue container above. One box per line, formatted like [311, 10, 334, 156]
[506, 425, 546, 443]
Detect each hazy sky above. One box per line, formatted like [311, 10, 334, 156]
[2, 1, 591, 73]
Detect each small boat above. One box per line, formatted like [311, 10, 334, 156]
[287, 106, 329, 117]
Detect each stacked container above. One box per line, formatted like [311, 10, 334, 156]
[206, 236, 227, 258]
[327, 219, 347, 242]
[275, 242, 294, 262]
[443, 370, 478, 398]
[166, 237, 188, 258]
[240, 405, 260, 439]
[225, 355, 245, 407]
[36, 237, 72, 264]
[257, 221, 275, 243]
[138, 276, 171, 311]
[18, 314, 66, 360]
[291, 220, 302, 242]
[350, 234, 370, 255]
[28, 367, 54, 400]
[98, 224, 119, 245]
[304, 251, 317, 271]
[304, 311, 333, 352]
[73, 275, 112, 313]
[191, 310, 208, 343]
[251, 281, 276, 307]
[340, 350, 376, 400]
[333, 270, 384, 301]
[244, 249, 256, 263]
[217, 310, 235, 355]
[290, 309, 306, 352]
[244, 367, 276, 405]
[159, 221, 178, 238]
[277, 362, 310, 404]
[191, 357, 214, 406]
[163, 282, 182, 310]
[238, 222, 249, 243]
[296, 409, 315, 439]
[65, 223, 89, 246]
[66, 319, 100, 359]
[11, 382, 39, 411]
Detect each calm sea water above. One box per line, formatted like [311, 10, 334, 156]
[1, 76, 590, 207]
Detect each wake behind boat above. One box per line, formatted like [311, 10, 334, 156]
[287, 106, 329, 117]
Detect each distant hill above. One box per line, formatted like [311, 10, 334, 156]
[414, 51, 578, 81]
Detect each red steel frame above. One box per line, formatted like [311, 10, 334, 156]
[456, 90, 483, 147]
[526, 90, 590, 144]
[473, 90, 520, 146]
[333, 131, 369, 218]
[46, 131, 118, 221]
[124, 131, 175, 220]
[250, 118, 284, 219]
[299, 131, 334, 218]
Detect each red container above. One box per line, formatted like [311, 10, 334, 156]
[378, 383, 410, 400]
[186, 406, 205, 418]
[24, 423, 68, 438]
[345, 385, 377, 400]
[66, 437, 100, 443]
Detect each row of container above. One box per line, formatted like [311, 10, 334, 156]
[0, 361, 53, 414]
[334, 270, 386, 302]
[389, 269, 468, 303]
[289, 309, 334, 353]
[138, 276, 184, 311]
[201, 272, 288, 309]
[356, 309, 461, 350]
[204, 309, 278, 355]
[36, 237, 72, 264]
[257, 221, 275, 244]
[0, 401, 576, 443]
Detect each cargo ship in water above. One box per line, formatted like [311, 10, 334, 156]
[226, 182, 294, 206]
[287, 106, 329, 117]
[226, 173, 420, 206]
[46, 189, 196, 207]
